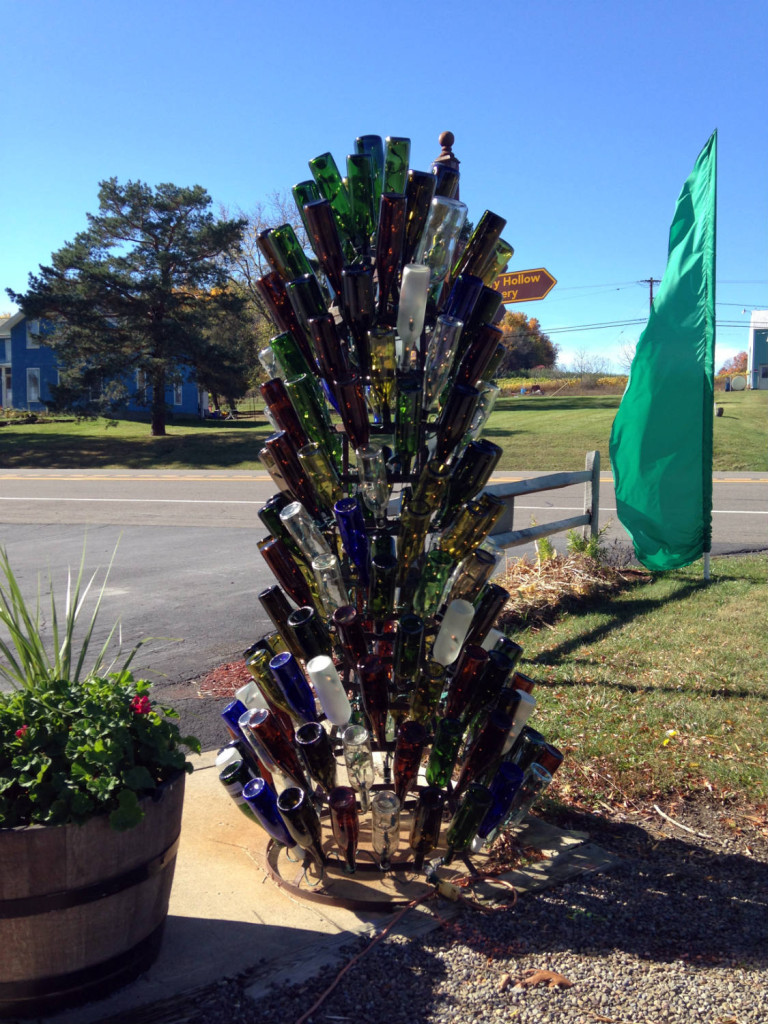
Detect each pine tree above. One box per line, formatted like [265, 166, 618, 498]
[8, 179, 247, 435]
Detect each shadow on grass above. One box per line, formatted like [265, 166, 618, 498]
[525, 580, 705, 666]
[0, 422, 274, 470]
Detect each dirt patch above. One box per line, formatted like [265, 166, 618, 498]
[196, 659, 253, 699]
[495, 552, 650, 632]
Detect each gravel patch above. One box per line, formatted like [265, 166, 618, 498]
[99, 795, 768, 1024]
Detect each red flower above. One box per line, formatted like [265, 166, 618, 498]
[15, 724, 29, 738]
[130, 695, 152, 715]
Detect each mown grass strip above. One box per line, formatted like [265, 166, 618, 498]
[504, 554, 768, 806]
[1, 389, 765, 472]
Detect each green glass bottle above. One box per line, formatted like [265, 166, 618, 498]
[397, 499, 432, 582]
[269, 223, 315, 282]
[284, 373, 339, 468]
[346, 153, 377, 254]
[368, 553, 398, 623]
[412, 548, 454, 618]
[383, 136, 411, 195]
[393, 613, 425, 692]
[425, 716, 465, 788]
[452, 322, 504, 389]
[219, 759, 261, 821]
[395, 375, 423, 476]
[269, 331, 315, 383]
[471, 494, 506, 550]
[258, 585, 303, 662]
[480, 237, 515, 285]
[277, 785, 327, 870]
[409, 788, 445, 870]
[309, 151, 355, 259]
[298, 441, 343, 515]
[412, 458, 451, 512]
[285, 274, 327, 342]
[409, 661, 446, 725]
[355, 134, 385, 211]
[439, 501, 487, 561]
[256, 271, 319, 377]
[443, 783, 493, 864]
[368, 325, 397, 429]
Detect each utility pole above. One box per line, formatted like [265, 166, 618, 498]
[639, 277, 661, 310]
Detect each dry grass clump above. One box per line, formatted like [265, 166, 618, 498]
[494, 553, 650, 632]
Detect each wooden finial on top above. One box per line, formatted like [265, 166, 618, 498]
[434, 131, 460, 169]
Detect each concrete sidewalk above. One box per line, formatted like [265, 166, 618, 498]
[45, 751, 617, 1024]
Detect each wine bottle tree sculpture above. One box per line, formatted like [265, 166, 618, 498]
[218, 132, 564, 900]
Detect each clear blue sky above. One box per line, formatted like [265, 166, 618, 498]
[2, 0, 766, 371]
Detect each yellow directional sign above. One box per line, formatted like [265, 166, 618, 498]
[491, 268, 557, 303]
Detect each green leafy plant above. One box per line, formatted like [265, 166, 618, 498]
[535, 535, 557, 561]
[0, 546, 200, 830]
[566, 523, 611, 561]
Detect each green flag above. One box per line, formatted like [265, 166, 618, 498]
[609, 132, 717, 571]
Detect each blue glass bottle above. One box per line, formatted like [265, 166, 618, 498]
[268, 651, 319, 723]
[243, 777, 297, 847]
[476, 761, 525, 841]
[334, 496, 370, 587]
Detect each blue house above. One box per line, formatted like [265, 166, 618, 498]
[0, 313, 207, 416]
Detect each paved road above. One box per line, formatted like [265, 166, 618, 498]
[1, 468, 765, 694]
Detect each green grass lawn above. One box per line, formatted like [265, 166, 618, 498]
[0, 416, 273, 470]
[487, 389, 767, 472]
[511, 554, 768, 806]
[0, 389, 765, 472]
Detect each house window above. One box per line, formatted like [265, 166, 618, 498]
[26, 320, 41, 349]
[27, 367, 41, 404]
[1, 339, 10, 362]
[136, 369, 154, 404]
[173, 383, 183, 405]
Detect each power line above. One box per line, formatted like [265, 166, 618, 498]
[549, 281, 640, 291]
[544, 319, 647, 334]
[541, 318, 755, 335]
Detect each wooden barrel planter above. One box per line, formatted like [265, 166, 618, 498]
[0, 772, 185, 1018]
